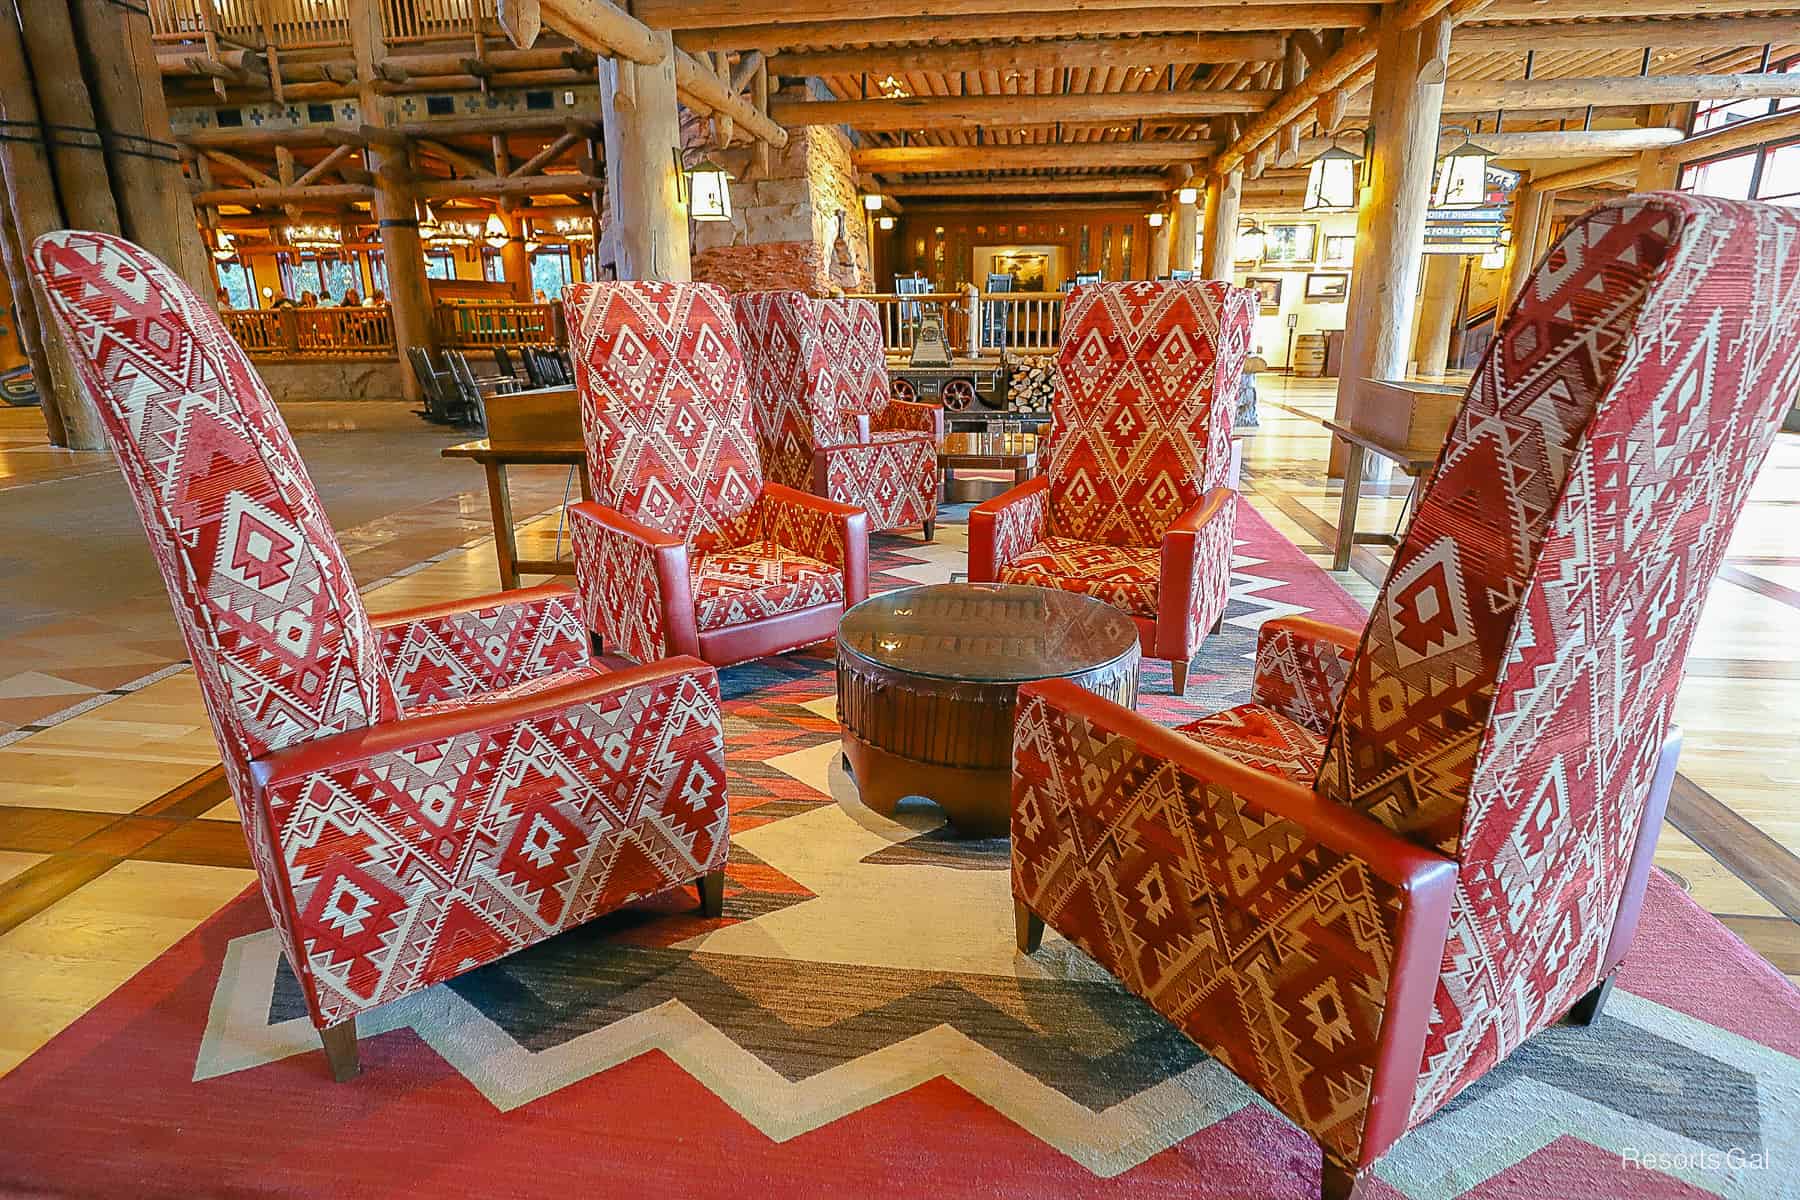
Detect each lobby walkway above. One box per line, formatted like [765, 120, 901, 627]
[0, 382, 1794, 1078]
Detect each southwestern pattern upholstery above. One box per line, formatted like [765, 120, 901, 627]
[970, 281, 1254, 693]
[566, 282, 868, 669]
[31, 231, 732, 1070]
[735, 292, 940, 537]
[1009, 195, 1800, 1186]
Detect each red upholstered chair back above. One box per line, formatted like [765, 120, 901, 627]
[565, 281, 764, 552]
[809, 297, 893, 419]
[1047, 281, 1254, 546]
[29, 231, 401, 798]
[1313, 195, 1800, 1117]
[734, 290, 837, 490]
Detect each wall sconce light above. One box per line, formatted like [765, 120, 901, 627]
[863, 193, 883, 212]
[1434, 126, 1494, 209]
[482, 212, 510, 250]
[1236, 218, 1266, 262]
[1303, 129, 1367, 212]
[1147, 211, 1165, 228]
[686, 155, 734, 222]
[877, 215, 895, 231]
[210, 229, 237, 262]
[1176, 185, 1199, 205]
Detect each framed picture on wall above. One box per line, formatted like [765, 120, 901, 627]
[1261, 222, 1319, 266]
[1320, 234, 1356, 267]
[1244, 275, 1283, 312]
[1304, 272, 1350, 301]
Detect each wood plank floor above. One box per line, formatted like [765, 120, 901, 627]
[0, 383, 1795, 1081]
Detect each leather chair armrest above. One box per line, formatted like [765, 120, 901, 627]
[1011, 677, 1456, 1170]
[874, 399, 944, 440]
[371, 582, 589, 709]
[567, 500, 698, 662]
[968, 476, 1051, 581]
[1252, 615, 1364, 736]
[761, 482, 870, 606]
[1157, 487, 1236, 662]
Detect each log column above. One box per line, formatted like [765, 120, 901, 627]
[493, 137, 533, 300]
[1171, 182, 1200, 274]
[349, 0, 432, 404]
[599, 31, 691, 281]
[69, 0, 213, 294]
[1149, 212, 1172, 279]
[1332, 6, 1451, 475]
[1199, 169, 1242, 282]
[1411, 251, 1460, 375]
[1498, 179, 1546, 313]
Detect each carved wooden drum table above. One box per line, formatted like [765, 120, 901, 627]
[836, 583, 1140, 837]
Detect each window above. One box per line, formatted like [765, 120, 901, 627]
[1681, 137, 1800, 207]
[1691, 55, 1800, 133]
[530, 246, 574, 302]
[425, 250, 457, 279]
[215, 260, 255, 309]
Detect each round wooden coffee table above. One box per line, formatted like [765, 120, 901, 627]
[836, 583, 1140, 837]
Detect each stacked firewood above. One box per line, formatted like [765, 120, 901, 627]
[1005, 354, 1058, 411]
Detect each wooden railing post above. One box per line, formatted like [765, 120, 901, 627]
[965, 284, 981, 356]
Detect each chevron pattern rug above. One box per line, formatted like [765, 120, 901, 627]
[2, 501, 1795, 1200]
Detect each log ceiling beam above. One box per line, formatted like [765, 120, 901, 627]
[766, 32, 1285, 77]
[772, 91, 1279, 129]
[884, 175, 1172, 196]
[291, 143, 358, 187]
[1652, 106, 1800, 166]
[1481, 0, 1800, 18]
[413, 172, 602, 199]
[855, 142, 1218, 172]
[1441, 72, 1800, 111]
[415, 138, 495, 178]
[200, 148, 279, 188]
[641, 0, 1336, 26]
[676, 6, 1378, 53]
[1527, 158, 1637, 191]
[508, 131, 582, 177]
[1456, 14, 1800, 51]
[191, 182, 374, 207]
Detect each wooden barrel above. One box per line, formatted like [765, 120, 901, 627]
[1294, 333, 1329, 377]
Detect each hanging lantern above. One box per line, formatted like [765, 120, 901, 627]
[1236, 219, 1266, 263]
[417, 203, 442, 243]
[1303, 144, 1362, 212]
[286, 222, 342, 253]
[1147, 211, 1165, 228]
[1175, 185, 1199, 205]
[482, 212, 510, 250]
[877, 215, 895, 231]
[863, 193, 883, 212]
[554, 215, 595, 245]
[1433, 130, 1494, 209]
[210, 229, 237, 262]
[686, 156, 734, 222]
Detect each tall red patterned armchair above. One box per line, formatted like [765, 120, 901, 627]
[968, 281, 1254, 694]
[564, 282, 869, 668]
[1007, 195, 1800, 1196]
[31, 231, 733, 1082]
[735, 291, 941, 539]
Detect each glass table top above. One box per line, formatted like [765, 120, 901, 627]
[837, 583, 1138, 683]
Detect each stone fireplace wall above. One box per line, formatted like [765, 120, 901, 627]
[689, 122, 873, 296]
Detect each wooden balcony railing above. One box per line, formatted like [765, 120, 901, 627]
[849, 289, 1068, 356]
[221, 305, 396, 357]
[148, 0, 501, 50]
[433, 301, 562, 348]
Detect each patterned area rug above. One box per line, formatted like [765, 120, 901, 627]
[2, 502, 1795, 1199]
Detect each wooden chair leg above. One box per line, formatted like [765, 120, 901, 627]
[1566, 974, 1615, 1026]
[1015, 900, 1044, 954]
[696, 868, 725, 918]
[589, 631, 605, 658]
[922, 516, 935, 542]
[320, 1016, 360, 1082]
[1320, 1161, 1364, 1200]
[1170, 659, 1189, 695]
[1211, 610, 1226, 635]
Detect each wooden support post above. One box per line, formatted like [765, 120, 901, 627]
[1635, 103, 1684, 191]
[1149, 215, 1172, 279]
[1172, 184, 1199, 273]
[1498, 180, 1546, 313]
[349, 0, 432, 403]
[1411, 251, 1460, 376]
[1331, 6, 1451, 476]
[68, 0, 214, 295]
[2, 1, 106, 448]
[751, 57, 771, 181]
[599, 31, 690, 281]
[1199, 170, 1241, 281]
